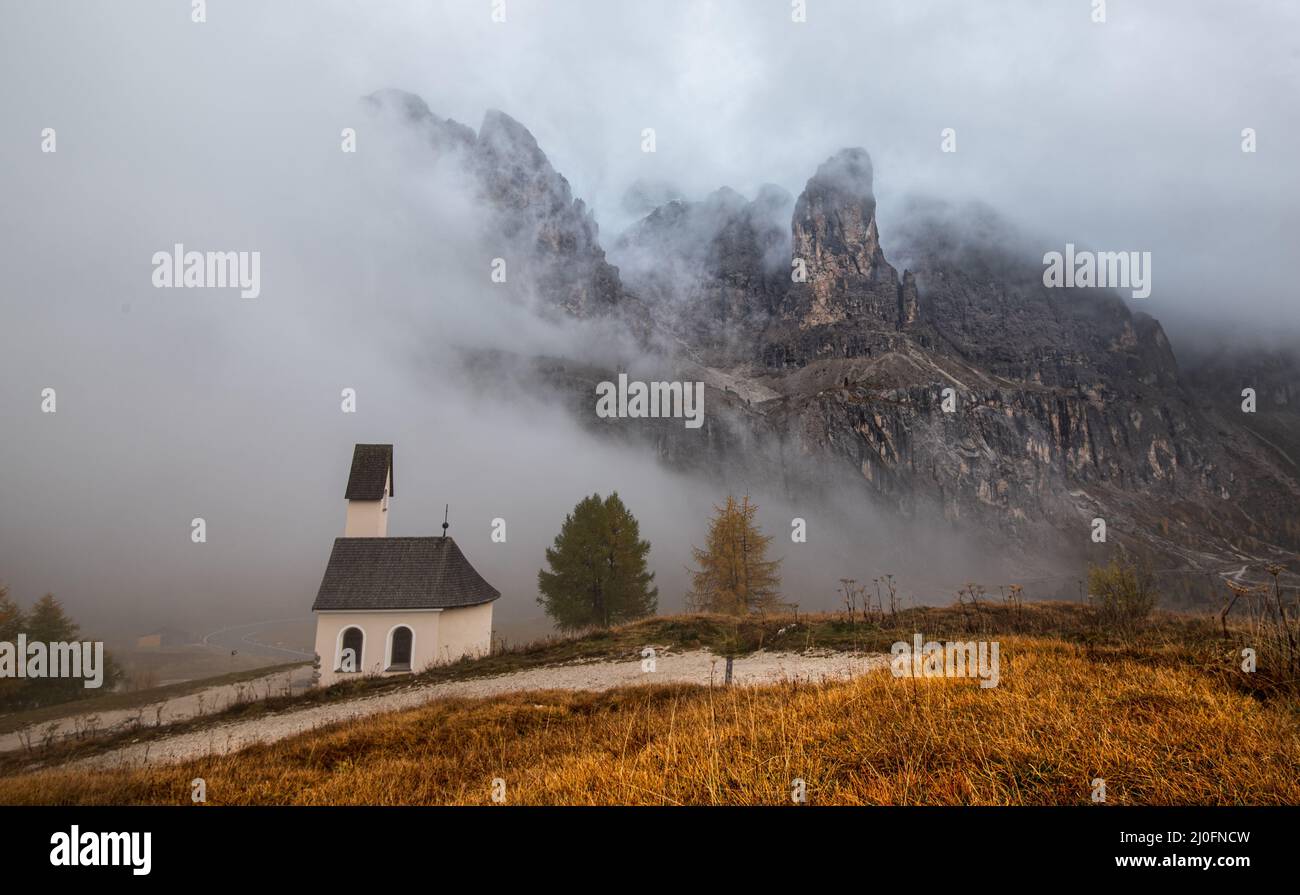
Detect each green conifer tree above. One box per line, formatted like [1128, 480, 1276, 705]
[538, 493, 658, 630]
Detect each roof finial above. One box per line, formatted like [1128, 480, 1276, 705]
[442, 504, 450, 539]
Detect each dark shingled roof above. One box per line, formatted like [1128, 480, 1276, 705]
[312, 537, 500, 611]
[345, 444, 393, 500]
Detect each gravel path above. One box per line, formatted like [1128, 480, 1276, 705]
[61, 649, 886, 771]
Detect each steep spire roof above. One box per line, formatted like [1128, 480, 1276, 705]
[345, 444, 393, 500]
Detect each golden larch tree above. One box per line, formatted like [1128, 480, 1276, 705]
[687, 495, 782, 614]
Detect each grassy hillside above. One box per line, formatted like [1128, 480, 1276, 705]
[1, 603, 1297, 805]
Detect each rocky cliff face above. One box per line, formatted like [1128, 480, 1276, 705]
[613, 184, 792, 362]
[366, 89, 643, 333]
[785, 148, 913, 330]
[374, 91, 1300, 578]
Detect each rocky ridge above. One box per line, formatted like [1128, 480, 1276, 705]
[369, 89, 1300, 587]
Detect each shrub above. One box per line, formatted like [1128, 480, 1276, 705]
[1088, 554, 1157, 630]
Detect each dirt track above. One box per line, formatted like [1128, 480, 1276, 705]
[58, 648, 886, 771]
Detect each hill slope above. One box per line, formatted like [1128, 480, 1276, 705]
[2, 606, 1296, 806]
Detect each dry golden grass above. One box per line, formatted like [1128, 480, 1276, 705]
[1, 635, 1295, 805]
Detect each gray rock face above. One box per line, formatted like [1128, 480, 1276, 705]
[753, 150, 924, 373]
[613, 185, 792, 361]
[364, 89, 475, 155]
[471, 109, 626, 322]
[377, 90, 1300, 571]
[785, 148, 903, 329]
[890, 196, 1180, 390]
[366, 92, 638, 331]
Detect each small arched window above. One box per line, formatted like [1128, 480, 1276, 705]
[388, 626, 413, 672]
[339, 626, 364, 672]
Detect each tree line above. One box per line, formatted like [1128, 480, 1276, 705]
[0, 586, 124, 711]
[536, 492, 783, 630]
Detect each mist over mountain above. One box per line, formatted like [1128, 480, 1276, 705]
[364, 90, 1299, 580]
[2, 1, 1297, 643]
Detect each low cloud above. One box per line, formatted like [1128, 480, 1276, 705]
[1, 0, 1293, 639]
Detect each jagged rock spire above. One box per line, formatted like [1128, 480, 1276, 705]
[787, 148, 910, 330]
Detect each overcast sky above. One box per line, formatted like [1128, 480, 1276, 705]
[1, 1, 1296, 639]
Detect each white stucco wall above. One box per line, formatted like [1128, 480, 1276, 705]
[344, 471, 390, 537]
[313, 601, 494, 687]
[434, 601, 494, 667]
[344, 500, 387, 537]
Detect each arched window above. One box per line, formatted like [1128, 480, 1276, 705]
[338, 626, 364, 672]
[388, 626, 413, 672]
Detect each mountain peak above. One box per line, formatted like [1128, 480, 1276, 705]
[804, 147, 875, 203]
[788, 148, 898, 328]
[364, 89, 475, 153]
[478, 109, 543, 155]
[365, 88, 434, 122]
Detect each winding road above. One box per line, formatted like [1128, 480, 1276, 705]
[200, 618, 315, 661]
